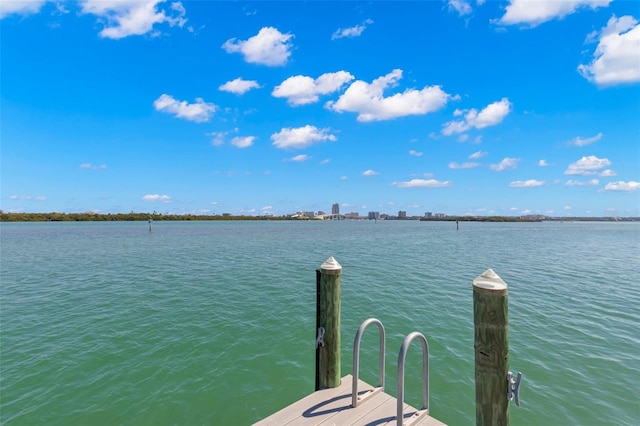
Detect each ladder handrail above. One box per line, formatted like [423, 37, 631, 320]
[397, 331, 429, 425]
[352, 318, 385, 408]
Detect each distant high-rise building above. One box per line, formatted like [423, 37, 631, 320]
[368, 211, 380, 220]
[398, 210, 407, 219]
[332, 203, 340, 215]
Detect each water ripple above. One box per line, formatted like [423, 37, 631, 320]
[1, 221, 638, 425]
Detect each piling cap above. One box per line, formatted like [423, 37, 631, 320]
[320, 256, 342, 272]
[473, 268, 507, 291]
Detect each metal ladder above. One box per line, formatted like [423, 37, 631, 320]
[352, 318, 386, 408]
[397, 331, 430, 425]
[351, 318, 430, 426]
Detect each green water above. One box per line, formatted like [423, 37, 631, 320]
[1, 221, 639, 425]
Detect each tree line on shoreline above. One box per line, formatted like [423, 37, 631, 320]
[1, 211, 637, 222]
[0, 212, 281, 222]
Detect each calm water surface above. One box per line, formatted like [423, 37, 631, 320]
[1, 220, 639, 425]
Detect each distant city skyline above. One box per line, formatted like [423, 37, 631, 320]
[1, 1, 639, 217]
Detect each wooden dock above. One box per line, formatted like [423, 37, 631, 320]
[254, 375, 446, 426]
[255, 260, 519, 426]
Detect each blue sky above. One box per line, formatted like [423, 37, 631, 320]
[1, 0, 639, 217]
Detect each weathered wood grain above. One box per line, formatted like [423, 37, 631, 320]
[473, 269, 509, 426]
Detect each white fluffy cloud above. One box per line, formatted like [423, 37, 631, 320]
[271, 125, 336, 149]
[153, 94, 216, 122]
[498, 0, 611, 27]
[273, 71, 354, 106]
[578, 15, 640, 86]
[448, 0, 473, 16]
[326, 69, 451, 122]
[538, 159, 550, 166]
[568, 132, 603, 146]
[362, 170, 379, 176]
[80, 0, 187, 39]
[219, 78, 261, 95]
[331, 19, 373, 40]
[231, 136, 255, 148]
[509, 180, 545, 187]
[80, 163, 107, 170]
[287, 154, 310, 162]
[565, 155, 611, 175]
[9, 194, 46, 201]
[442, 98, 511, 135]
[208, 131, 228, 146]
[566, 179, 599, 186]
[603, 181, 640, 191]
[490, 157, 520, 171]
[392, 179, 452, 188]
[409, 150, 423, 157]
[449, 162, 481, 169]
[0, 0, 47, 18]
[222, 27, 293, 66]
[469, 150, 487, 159]
[142, 194, 172, 202]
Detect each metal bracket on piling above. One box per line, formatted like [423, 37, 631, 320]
[507, 371, 522, 406]
[316, 327, 325, 348]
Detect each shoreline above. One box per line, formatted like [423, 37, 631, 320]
[1, 212, 638, 223]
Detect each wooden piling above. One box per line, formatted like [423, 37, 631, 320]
[315, 256, 342, 390]
[473, 269, 509, 426]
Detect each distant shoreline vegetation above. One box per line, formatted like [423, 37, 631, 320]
[1, 212, 638, 223]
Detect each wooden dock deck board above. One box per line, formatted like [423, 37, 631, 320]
[254, 375, 446, 426]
